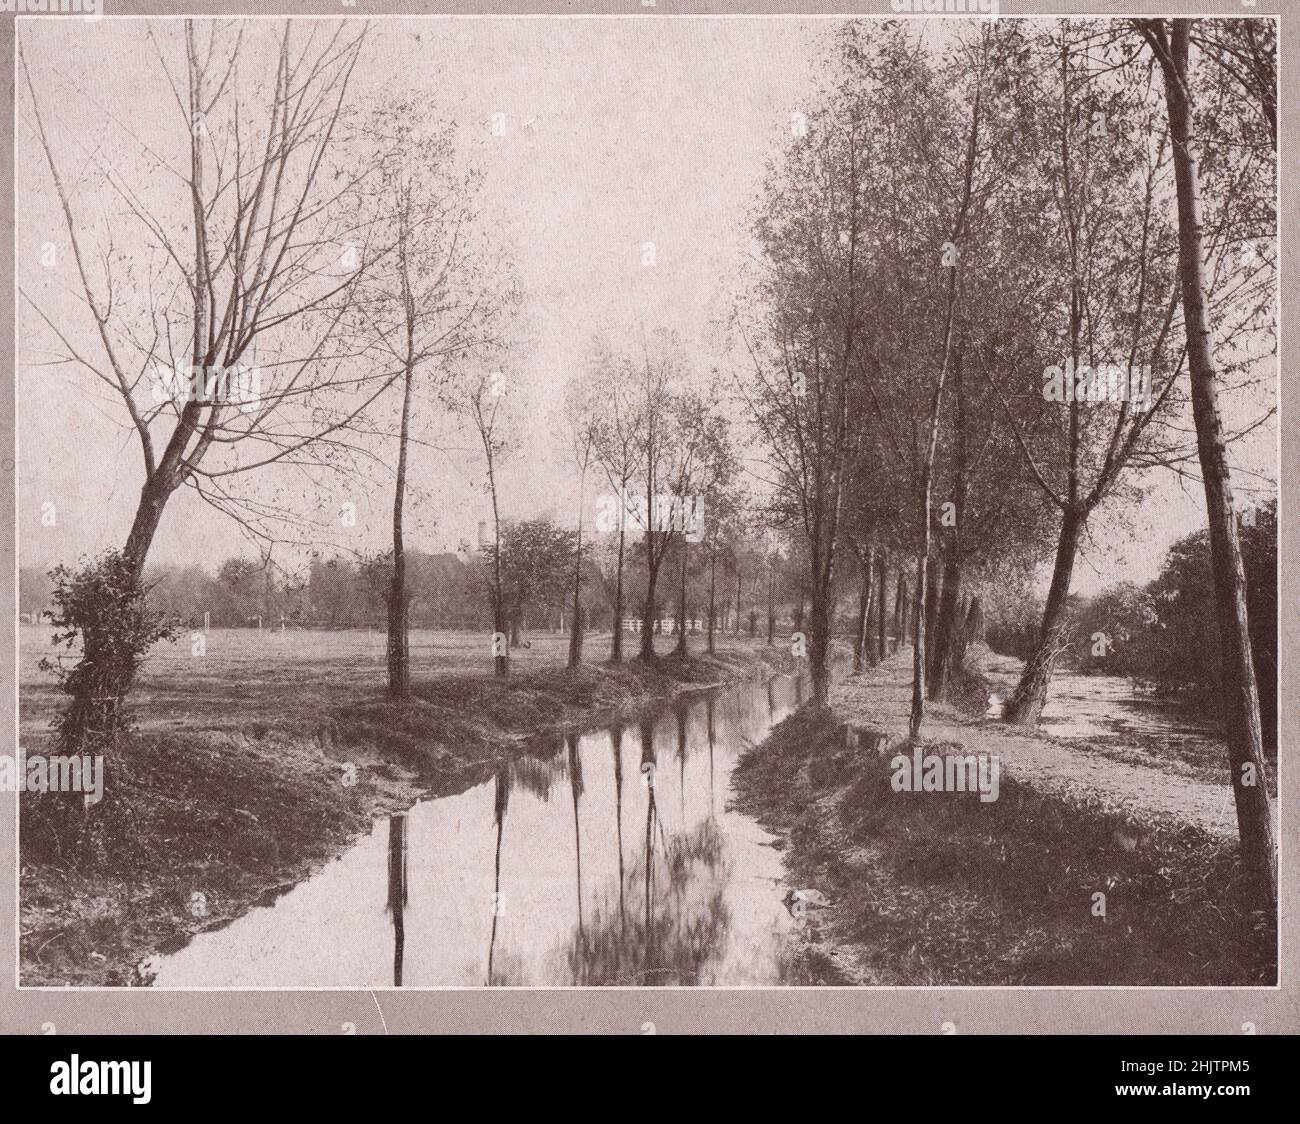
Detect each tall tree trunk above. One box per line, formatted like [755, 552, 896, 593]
[568, 488, 586, 671]
[766, 561, 775, 645]
[1146, 17, 1275, 909]
[639, 573, 659, 659]
[808, 592, 832, 706]
[734, 568, 742, 636]
[923, 553, 943, 682]
[675, 543, 688, 656]
[875, 550, 888, 661]
[1004, 505, 1083, 725]
[387, 361, 414, 698]
[639, 434, 660, 661]
[928, 557, 962, 702]
[852, 546, 873, 673]
[707, 542, 717, 655]
[611, 503, 626, 662]
[486, 462, 507, 678]
[122, 481, 172, 581]
[931, 349, 968, 702]
[893, 569, 906, 647]
[951, 592, 974, 671]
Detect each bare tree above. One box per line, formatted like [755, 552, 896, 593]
[585, 341, 643, 663]
[562, 379, 599, 669]
[20, 19, 396, 731]
[355, 108, 497, 697]
[631, 330, 685, 661]
[456, 367, 515, 676]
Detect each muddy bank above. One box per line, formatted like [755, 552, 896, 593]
[731, 671, 1275, 986]
[20, 644, 791, 986]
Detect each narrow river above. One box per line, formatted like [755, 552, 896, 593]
[153, 673, 808, 988]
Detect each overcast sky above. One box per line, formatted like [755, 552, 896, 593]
[17, 16, 1276, 597]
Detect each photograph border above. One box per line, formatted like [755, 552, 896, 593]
[2, 0, 1293, 1034]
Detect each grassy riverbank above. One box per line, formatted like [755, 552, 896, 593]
[732, 655, 1276, 986]
[19, 630, 790, 986]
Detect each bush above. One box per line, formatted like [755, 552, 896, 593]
[39, 551, 177, 751]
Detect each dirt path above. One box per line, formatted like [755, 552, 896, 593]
[831, 646, 1253, 839]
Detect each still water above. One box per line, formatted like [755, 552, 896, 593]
[984, 660, 1221, 748]
[153, 674, 807, 988]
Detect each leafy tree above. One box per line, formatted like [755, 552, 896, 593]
[481, 518, 577, 648]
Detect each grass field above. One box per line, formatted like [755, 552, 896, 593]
[19, 624, 777, 737]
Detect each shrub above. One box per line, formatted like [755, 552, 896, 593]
[39, 551, 177, 751]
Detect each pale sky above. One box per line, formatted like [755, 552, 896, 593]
[16, 16, 1276, 597]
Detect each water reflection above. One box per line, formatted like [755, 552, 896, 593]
[706, 695, 717, 818]
[980, 659, 1222, 744]
[568, 733, 585, 938]
[486, 765, 508, 986]
[569, 819, 732, 985]
[611, 723, 626, 932]
[387, 813, 407, 987]
[153, 674, 805, 988]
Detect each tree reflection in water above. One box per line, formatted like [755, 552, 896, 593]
[706, 695, 717, 819]
[567, 733, 585, 938]
[567, 816, 732, 986]
[385, 812, 408, 987]
[611, 722, 626, 932]
[486, 765, 509, 986]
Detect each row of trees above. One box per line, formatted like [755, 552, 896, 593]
[23, 521, 818, 640]
[739, 18, 1276, 910]
[20, 13, 784, 738]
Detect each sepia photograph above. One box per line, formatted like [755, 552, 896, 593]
[9, 6, 1281, 1003]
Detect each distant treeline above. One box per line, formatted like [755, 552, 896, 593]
[21, 517, 810, 639]
[23, 550, 567, 633]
